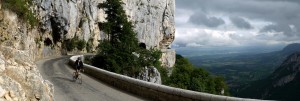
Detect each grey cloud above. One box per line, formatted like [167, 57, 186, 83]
[176, 0, 300, 43]
[189, 13, 225, 28]
[261, 0, 300, 4]
[176, 0, 300, 23]
[230, 17, 253, 29]
[260, 24, 297, 36]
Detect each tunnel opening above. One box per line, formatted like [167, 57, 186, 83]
[44, 38, 53, 46]
[139, 43, 146, 49]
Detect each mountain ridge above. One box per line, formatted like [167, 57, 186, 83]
[238, 52, 300, 101]
[281, 43, 300, 54]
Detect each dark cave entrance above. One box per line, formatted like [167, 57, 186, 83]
[139, 43, 146, 49]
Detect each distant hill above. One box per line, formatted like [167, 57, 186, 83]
[238, 52, 300, 101]
[281, 43, 300, 55]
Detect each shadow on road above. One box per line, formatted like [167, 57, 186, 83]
[53, 76, 74, 82]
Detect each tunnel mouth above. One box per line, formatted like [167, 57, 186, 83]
[139, 43, 146, 49]
[44, 38, 53, 46]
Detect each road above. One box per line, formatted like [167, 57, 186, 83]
[36, 56, 145, 101]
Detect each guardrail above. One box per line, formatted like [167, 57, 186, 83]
[69, 55, 271, 101]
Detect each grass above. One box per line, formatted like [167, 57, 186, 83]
[2, 0, 38, 27]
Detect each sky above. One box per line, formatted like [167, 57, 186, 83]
[173, 0, 300, 49]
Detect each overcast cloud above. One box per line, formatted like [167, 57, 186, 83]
[173, 0, 300, 48]
[189, 12, 225, 28]
[230, 17, 253, 29]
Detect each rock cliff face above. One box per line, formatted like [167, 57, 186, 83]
[0, 0, 175, 100]
[269, 53, 300, 89]
[34, 0, 175, 48]
[0, 10, 53, 100]
[33, 0, 176, 68]
[138, 66, 161, 84]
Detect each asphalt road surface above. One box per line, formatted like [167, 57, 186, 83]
[36, 56, 145, 101]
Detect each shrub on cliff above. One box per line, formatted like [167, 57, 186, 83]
[65, 37, 86, 51]
[76, 40, 86, 51]
[65, 39, 76, 51]
[2, 0, 38, 27]
[86, 38, 94, 52]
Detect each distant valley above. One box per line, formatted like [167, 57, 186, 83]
[177, 43, 300, 97]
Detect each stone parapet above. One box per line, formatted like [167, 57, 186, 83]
[69, 55, 266, 101]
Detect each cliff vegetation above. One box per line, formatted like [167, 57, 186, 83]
[2, 0, 38, 26]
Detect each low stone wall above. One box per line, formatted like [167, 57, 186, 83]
[69, 55, 268, 101]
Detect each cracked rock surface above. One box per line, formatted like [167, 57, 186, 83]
[33, 0, 176, 67]
[0, 9, 53, 101]
[0, 0, 175, 100]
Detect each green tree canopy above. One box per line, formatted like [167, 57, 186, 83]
[92, 0, 162, 78]
[167, 54, 230, 95]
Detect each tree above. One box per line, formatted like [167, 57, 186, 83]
[168, 55, 193, 89]
[93, 0, 162, 78]
[168, 54, 230, 95]
[189, 68, 209, 92]
[98, 0, 137, 46]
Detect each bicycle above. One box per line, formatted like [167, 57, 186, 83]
[73, 69, 83, 84]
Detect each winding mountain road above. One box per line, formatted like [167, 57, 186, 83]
[36, 56, 145, 101]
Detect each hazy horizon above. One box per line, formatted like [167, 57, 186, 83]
[175, 44, 285, 57]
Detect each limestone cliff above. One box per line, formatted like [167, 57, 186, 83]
[33, 0, 176, 68]
[0, 0, 175, 100]
[0, 10, 53, 100]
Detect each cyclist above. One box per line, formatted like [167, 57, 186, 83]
[74, 57, 84, 76]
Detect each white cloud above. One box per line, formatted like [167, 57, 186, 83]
[174, 27, 241, 48]
[186, 43, 204, 47]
